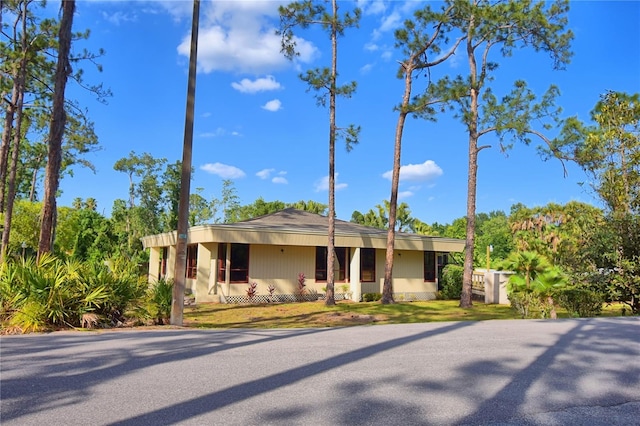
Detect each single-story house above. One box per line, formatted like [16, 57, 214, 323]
[141, 208, 465, 303]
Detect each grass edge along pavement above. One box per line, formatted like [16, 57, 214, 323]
[182, 300, 628, 329]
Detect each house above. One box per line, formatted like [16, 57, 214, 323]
[141, 208, 465, 303]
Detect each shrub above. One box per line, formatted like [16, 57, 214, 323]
[149, 279, 173, 325]
[440, 264, 463, 300]
[362, 292, 382, 302]
[508, 290, 541, 319]
[1, 254, 149, 332]
[246, 282, 258, 300]
[555, 288, 604, 318]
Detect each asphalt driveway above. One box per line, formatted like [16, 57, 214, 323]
[1, 317, 639, 425]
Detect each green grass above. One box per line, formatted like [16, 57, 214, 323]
[183, 300, 633, 329]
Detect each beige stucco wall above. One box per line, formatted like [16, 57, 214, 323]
[244, 244, 317, 297]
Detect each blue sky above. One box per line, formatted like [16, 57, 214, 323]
[46, 0, 640, 225]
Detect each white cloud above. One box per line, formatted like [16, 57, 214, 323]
[262, 99, 282, 112]
[256, 168, 275, 179]
[201, 112, 212, 118]
[382, 160, 443, 182]
[379, 11, 402, 33]
[101, 11, 137, 26]
[200, 163, 246, 179]
[198, 127, 239, 138]
[357, 0, 387, 15]
[398, 191, 414, 200]
[364, 42, 379, 52]
[231, 75, 282, 94]
[177, 2, 317, 74]
[272, 176, 288, 184]
[360, 63, 374, 74]
[314, 174, 347, 192]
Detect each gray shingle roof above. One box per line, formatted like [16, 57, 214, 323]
[238, 208, 385, 236]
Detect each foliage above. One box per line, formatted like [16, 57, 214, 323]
[548, 91, 640, 215]
[501, 251, 568, 318]
[509, 201, 605, 273]
[0, 254, 146, 333]
[246, 282, 258, 300]
[296, 272, 306, 298]
[555, 288, 603, 318]
[439, 264, 464, 300]
[350, 201, 416, 232]
[148, 278, 173, 325]
[362, 293, 382, 302]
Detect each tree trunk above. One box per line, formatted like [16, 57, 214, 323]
[460, 17, 479, 309]
[0, 86, 17, 212]
[0, 0, 28, 262]
[324, 0, 339, 307]
[38, 0, 75, 256]
[382, 64, 414, 304]
[170, 0, 199, 326]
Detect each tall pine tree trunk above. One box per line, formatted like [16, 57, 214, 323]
[460, 14, 479, 308]
[0, 0, 28, 261]
[38, 0, 75, 256]
[382, 66, 413, 304]
[0, 85, 17, 213]
[324, 0, 339, 306]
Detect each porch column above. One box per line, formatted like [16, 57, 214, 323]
[167, 245, 177, 280]
[195, 243, 215, 303]
[350, 247, 361, 302]
[225, 243, 231, 296]
[148, 247, 161, 283]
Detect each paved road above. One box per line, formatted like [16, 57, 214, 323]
[1, 317, 639, 425]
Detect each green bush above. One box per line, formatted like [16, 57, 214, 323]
[555, 288, 604, 318]
[362, 292, 382, 302]
[439, 264, 463, 300]
[508, 290, 542, 319]
[0, 254, 148, 333]
[149, 279, 173, 325]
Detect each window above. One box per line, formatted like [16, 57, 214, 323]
[217, 243, 250, 283]
[424, 251, 436, 282]
[360, 248, 375, 282]
[186, 244, 198, 279]
[437, 253, 449, 287]
[315, 246, 348, 282]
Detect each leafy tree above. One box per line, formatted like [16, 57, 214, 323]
[214, 179, 240, 223]
[427, 0, 573, 307]
[475, 211, 512, 266]
[189, 188, 213, 226]
[550, 92, 640, 313]
[160, 160, 181, 231]
[112, 151, 166, 256]
[550, 92, 640, 216]
[279, 0, 360, 306]
[288, 199, 328, 215]
[350, 201, 415, 233]
[509, 201, 604, 274]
